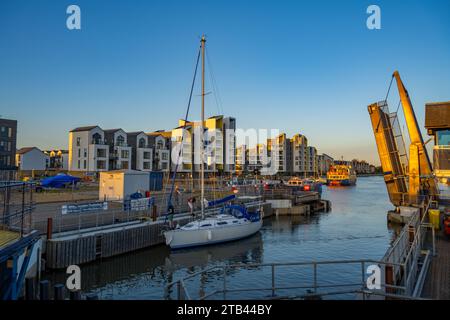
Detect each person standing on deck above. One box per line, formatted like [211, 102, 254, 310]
[174, 185, 181, 207]
[188, 196, 197, 218]
[167, 205, 175, 229]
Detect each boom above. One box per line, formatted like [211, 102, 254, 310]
[393, 71, 437, 198]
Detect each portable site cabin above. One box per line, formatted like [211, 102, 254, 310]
[99, 170, 149, 201]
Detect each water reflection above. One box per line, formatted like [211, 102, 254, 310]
[165, 232, 263, 270]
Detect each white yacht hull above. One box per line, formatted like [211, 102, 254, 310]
[164, 219, 263, 249]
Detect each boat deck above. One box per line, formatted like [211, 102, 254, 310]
[422, 232, 450, 299]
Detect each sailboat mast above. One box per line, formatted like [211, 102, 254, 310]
[200, 35, 206, 219]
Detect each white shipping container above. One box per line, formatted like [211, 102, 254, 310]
[99, 170, 149, 201]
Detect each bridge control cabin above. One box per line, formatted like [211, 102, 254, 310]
[425, 101, 450, 200]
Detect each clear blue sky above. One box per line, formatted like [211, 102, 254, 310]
[1, 0, 449, 165]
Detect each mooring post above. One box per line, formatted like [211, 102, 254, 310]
[46, 218, 53, 240]
[39, 280, 50, 300]
[54, 283, 65, 300]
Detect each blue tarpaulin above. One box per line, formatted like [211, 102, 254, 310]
[40, 174, 81, 188]
[206, 194, 236, 207]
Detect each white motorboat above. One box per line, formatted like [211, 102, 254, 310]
[164, 206, 263, 249]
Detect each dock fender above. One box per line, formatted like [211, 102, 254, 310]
[207, 230, 212, 241]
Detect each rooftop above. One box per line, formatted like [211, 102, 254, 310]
[70, 125, 99, 132]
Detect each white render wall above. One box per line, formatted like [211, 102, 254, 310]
[17, 148, 49, 170]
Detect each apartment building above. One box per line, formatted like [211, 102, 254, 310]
[69, 126, 109, 172]
[44, 150, 69, 170]
[223, 117, 236, 173]
[317, 153, 334, 176]
[170, 122, 193, 173]
[235, 145, 247, 174]
[267, 133, 291, 174]
[103, 129, 132, 171]
[127, 132, 153, 171]
[147, 131, 171, 172]
[170, 115, 236, 175]
[0, 118, 17, 180]
[247, 143, 266, 173]
[291, 134, 308, 177]
[306, 146, 317, 176]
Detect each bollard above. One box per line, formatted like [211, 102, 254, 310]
[86, 293, 98, 300]
[70, 290, 82, 300]
[25, 278, 35, 300]
[39, 280, 50, 300]
[47, 218, 53, 240]
[54, 283, 65, 300]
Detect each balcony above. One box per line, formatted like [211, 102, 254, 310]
[115, 142, 131, 148]
[90, 139, 108, 145]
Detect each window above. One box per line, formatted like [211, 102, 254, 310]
[143, 152, 151, 160]
[97, 160, 106, 170]
[78, 149, 81, 157]
[162, 152, 168, 160]
[83, 160, 86, 169]
[92, 133, 102, 144]
[121, 150, 129, 158]
[161, 163, 168, 170]
[97, 149, 106, 158]
[8, 127, 12, 138]
[143, 162, 151, 170]
[138, 138, 146, 148]
[76, 137, 81, 146]
[77, 160, 80, 169]
[437, 130, 450, 146]
[217, 221, 228, 225]
[116, 135, 125, 146]
[200, 224, 212, 228]
[84, 149, 87, 157]
[122, 161, 129, 169]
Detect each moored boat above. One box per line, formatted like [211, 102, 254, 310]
[326, 165, 357, 186]
[164, 205, 262, 249]
[163, 36, 263, 250]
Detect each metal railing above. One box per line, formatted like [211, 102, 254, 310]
[382, 197, 435, 296]
[165, 259, 410, 300]
[30, 191, 264, 236]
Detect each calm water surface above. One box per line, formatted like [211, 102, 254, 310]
[44, 176, 399, 299]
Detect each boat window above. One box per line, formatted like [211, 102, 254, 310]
[217, 221, 227, 225]
[185, 223, 194, 228]
[200, 224, 212, 227]
[232, 220, 239, 223]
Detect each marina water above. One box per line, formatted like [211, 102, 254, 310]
[43, 176, 398, 299]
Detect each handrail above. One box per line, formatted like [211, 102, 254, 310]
[165, 259, 408, 300]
